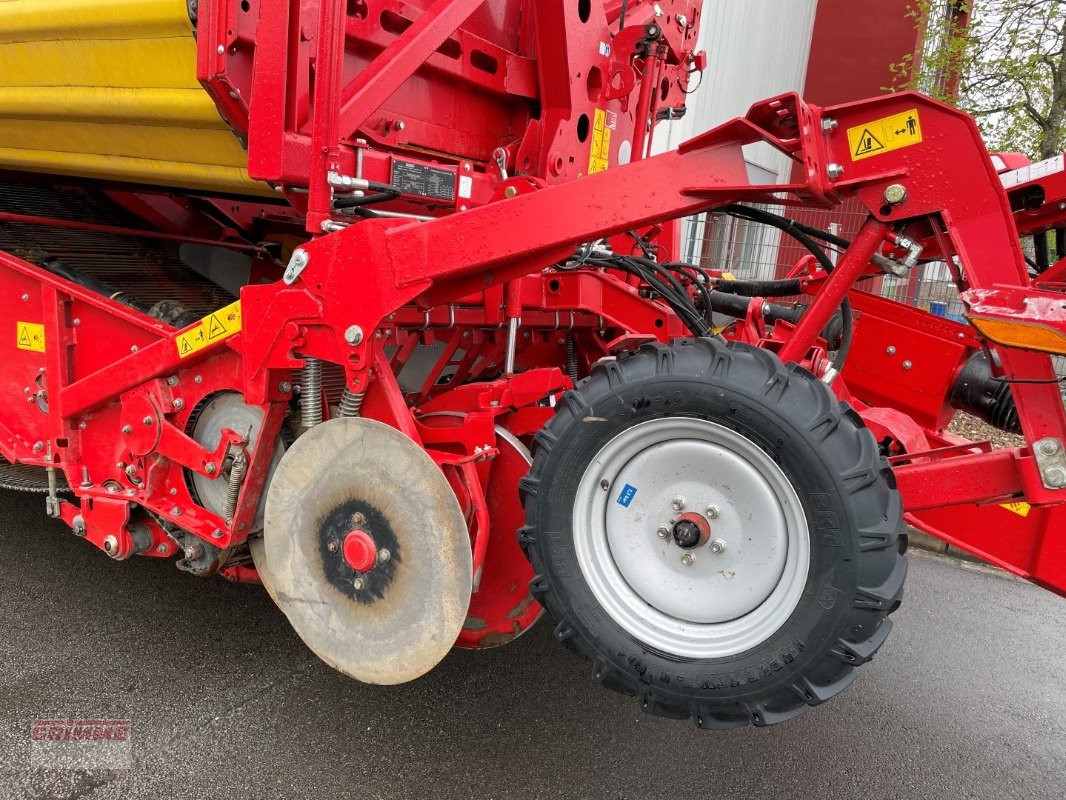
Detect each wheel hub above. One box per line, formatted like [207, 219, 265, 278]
[573, 416, 810, 659]
[342, 529, 377, 572]
[671, 512, 710, 549]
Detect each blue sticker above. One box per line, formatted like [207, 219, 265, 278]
[616, 484, 638, 508]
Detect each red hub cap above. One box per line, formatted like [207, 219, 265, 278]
[342, 529, 377, 572]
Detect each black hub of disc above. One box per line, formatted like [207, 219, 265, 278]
[672, 519, 702, 549]
[318, 498, 400, 603]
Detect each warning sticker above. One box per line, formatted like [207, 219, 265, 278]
[16, 321, 45, 353]
[847, 109, 922, 161]
[616, 483, 637, 507]
[1000, 501, 1031, 518]
[588, 108, 612, 174]
[176, 300, 242, 359]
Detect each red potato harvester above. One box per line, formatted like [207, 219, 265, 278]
[0, 0, 1063, 728]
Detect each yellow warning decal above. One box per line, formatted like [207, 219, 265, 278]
[16, 321, 45, 353]
[1000, 501, 1031, 518]
[847, 109, 923, 161]
[176, 300, 242, 359]
[587, 108, 612, 174]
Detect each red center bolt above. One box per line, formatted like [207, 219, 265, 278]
[342, 529, 377, 572]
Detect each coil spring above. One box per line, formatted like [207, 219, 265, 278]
[565, 334, 578, 383]
[339, 388, 365, 417]
[223, 450, 247, 524]
[301, 357, 323, 428]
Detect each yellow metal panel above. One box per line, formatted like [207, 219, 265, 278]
[0, 0, 267, 196]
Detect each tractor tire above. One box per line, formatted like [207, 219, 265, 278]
[519, 338, 907, 729]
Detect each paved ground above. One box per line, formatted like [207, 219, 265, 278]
[1, 491, 1064, 800]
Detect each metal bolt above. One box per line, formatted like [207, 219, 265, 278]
[705, 505, 720, 519]
[211, 529, 224, 539]
[710, 538, 727, 554]
[352, 512, 365, 524]
[131, 345, 138, 352]
[21, 294, 28, 302]
[827, 163, 845, 181]
[169, 487, 178, 496]
[600, 479, 610, 491]
[32, 441, 43, 453]
[194, 375, 203, 384]
[171, 506, 182, 516]
[902, 360, 913, 370]
[155, 544, 167, 553]
[680, 553, 695, 566]
[121, 425, 132, 435]
[821, 117, 838, 132]
[1040, 440, 1060, 456]
[378, 548, 392, 563]
[166, 376, 179, 386]
[173, 398, 185, 410]
[394, 120, 405, 131]
[344, 325, 364, 345]
[656, 526, 671, 539]
[883, 184, 908, 206]
[676, 13, 688, 26]
[103, 535, 119, 556]
[353, 578, 366, 590]
[1046, 467, 1066, 489]
[124, 464, 137, 477]
[503, 186, 518, 199]
[671, 496, 686, 511]
[217, 45, 225, 54]
[143, 416, 153, 426]
[886, 346, 897, 355]
[205, 462, 216, 475]
[328, 541, 339, 553]
[463, 163, 472, 172]
[72, 317, 80, 327]
[184, 542, 204, 560]
[278, 381, 292, 393]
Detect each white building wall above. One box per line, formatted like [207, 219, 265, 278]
[653, 0, 818, 183]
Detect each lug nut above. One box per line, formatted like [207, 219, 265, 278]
[710, 538, 727, 554]
[378, 548, 391, 563]
[184, 543, 204, 560]
[671, 496, 685, 511]
[680, 553, 695, 566]
[656, 525, 670, 539]
[1040, 440, 1060, 456]
[352, 512, 365, 525]
[705, 505, 720, 519]
[353, 578, 366, 590]
[328, 541, 339, 553]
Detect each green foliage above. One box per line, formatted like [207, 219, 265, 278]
[889, 1, 1066, 158]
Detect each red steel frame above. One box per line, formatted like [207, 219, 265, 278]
[0, 0, 1063, 612]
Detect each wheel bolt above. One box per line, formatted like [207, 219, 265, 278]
[352, 512, 365, 524]
[378, 548, 391, 563]
[328, 541, 339, 553]
[680, 553, 695, 566]
[671, 496, 685, 511]
[353, 578, 365, 590]
[656, 526, 670, 539]
[705, 505, 720, 519]
[710, 538, 727, 554]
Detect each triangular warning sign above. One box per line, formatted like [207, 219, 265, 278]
[206, 314, 227, 340]
[854, 128, 885, 157]
[17, 328, 30, 347]
[180, 338, 192, 354]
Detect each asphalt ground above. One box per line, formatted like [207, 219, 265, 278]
[1, 489, 1064, 800]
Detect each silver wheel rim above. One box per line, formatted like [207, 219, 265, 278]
[573, 417, 810, 659]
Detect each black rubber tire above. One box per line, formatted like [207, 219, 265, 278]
[519, 338, 907, 729]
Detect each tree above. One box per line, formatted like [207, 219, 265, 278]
[889, 1, 1066, 159]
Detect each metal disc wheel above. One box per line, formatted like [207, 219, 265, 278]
[520, 339, 907, 728]
[573, 417, 809, 659]
[255, 417, 472, 685]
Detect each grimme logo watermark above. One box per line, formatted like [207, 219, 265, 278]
[29, 719, 132, 770]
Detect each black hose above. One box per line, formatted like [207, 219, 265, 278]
[714, 276, 803, 297]
[333, 181, 402, 209]
[717, 205, 855, 371]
